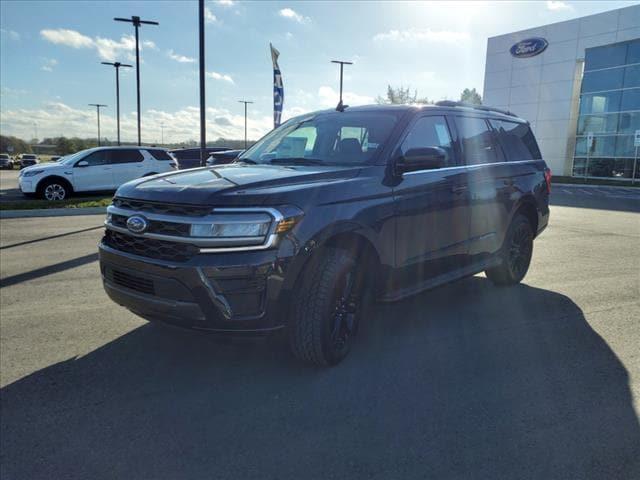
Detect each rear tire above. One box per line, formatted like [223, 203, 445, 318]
[37, 178, 71, 201]
[485, 213, 534, 286]
[288, 248, 364, 366]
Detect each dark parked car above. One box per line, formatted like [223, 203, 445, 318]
[169, 147, 231, 169]
[100, 102, 550, 366]
[206, 149, 244, 166]
[0, 154, 14, 169]
[19, 154, 39, 169]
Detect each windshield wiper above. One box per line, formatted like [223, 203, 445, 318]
[269, 157, 326, 165]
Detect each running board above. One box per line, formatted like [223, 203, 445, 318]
[379, 257, 501, 303]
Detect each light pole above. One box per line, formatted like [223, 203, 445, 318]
[331, 60, 353, 111]
[160, 123, 165, 145]
[198, 0, 206, 166]
[114, 15, 159, 146]
[33, 122, 38, 142]
[101, 61, 132, 146]
[89, 104, 108, 146]
[238, 100, 253, 150]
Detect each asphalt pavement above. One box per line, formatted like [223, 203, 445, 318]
[0, 192, 639, 479]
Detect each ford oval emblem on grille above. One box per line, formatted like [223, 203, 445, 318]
[126, 215, 148, 234]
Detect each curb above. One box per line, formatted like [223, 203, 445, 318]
[0, 207, 107, 219]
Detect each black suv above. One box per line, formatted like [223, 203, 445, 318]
[99, 102, 551, 366]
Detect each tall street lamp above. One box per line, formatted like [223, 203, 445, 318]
[89, 104, 108, 146]
[198, 0, 206, 166]
[114, 15, 159, 146]
[331, 60, 353, 111]
[238, 100, 253, 150]
[101, 61, 132, 146]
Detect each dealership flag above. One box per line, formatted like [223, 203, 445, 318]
[271, 43, 284, 128]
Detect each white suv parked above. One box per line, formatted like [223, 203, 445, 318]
[19, 147, 176, 201]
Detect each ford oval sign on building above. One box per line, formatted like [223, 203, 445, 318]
[510, 38, 549, 58]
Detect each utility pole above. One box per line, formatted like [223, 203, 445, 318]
[33, 122, 38, 142]
[114, 15, 159, 146]
[101, 62, 132, 146]
[198, 0, 206, 166]
[331, 60, 353, 111]
[160, 123, 165, 145]
[238, 100, 253, 150]
[89, 104, 108, 146]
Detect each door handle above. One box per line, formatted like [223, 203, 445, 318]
[451, 185, 468, 194]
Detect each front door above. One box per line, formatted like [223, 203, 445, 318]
[392, 114, 471, 290]
[72, 150, 114, 191]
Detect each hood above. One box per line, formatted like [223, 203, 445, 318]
[115, 163, 363, 206]
[20, 162, 60, 174]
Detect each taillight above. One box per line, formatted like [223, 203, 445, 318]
[544, 168, 552, 194]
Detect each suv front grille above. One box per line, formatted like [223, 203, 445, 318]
[111, 213, 190, 237]
[104, 230, 198, 262]
[112, 198, 212, 217]
[110, 269, 155, 295]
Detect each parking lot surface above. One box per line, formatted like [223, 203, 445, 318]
[1, 193, 639, 479]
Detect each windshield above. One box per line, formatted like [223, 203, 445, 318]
[60, 149, 96, 165]
[239, 111, 401, 166]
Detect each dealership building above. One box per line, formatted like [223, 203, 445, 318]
[483, 4, 639, 180]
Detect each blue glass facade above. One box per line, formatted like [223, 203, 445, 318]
[573, 39, 640, 179]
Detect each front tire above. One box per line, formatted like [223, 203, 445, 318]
[485, 213, 534, 286]
[288, 248, 364, 366]
[38, 179, 70, 201]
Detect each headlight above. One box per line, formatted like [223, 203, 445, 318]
[23, 169, 44, 177]
[190, 213, 272, 238]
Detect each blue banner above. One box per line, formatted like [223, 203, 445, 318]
[270, 43, 283, 129]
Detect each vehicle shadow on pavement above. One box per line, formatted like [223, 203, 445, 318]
[2, 277, 639, 479]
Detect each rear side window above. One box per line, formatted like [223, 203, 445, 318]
[110, 149, 144, 164]
[490, 120, 542, 161]
[399, 115, 454, 166]
[147, 149, 173, 160]
[455, 116, 499, 165]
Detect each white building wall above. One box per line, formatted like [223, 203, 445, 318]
[483, 5, 640, 175]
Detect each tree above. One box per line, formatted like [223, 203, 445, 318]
[376, 85, 431, 105]
[460, 88, 482, 105]
[0, 135, 32, 155]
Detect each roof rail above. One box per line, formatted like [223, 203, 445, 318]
[435, 100, 517, 118]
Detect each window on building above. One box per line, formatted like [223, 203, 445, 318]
[619, 112, 640, 133]
[621, 88, 640, 111]
[584, 42, 628, 71]
[624, 65, 640, 88]
[579, 91, 621, 115]
[581, 69, 624, 93]
[577, 114, 619, 135]
[626, 39, 640, 64]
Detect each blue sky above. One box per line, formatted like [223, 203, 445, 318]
[1, 0, 637, 143]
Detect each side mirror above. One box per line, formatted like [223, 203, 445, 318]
[398, 147, 446, 173]
[76, 160, 89, 168]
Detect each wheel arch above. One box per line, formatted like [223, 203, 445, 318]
[513, 196, 539, 237]
[36, 175, 74, 195]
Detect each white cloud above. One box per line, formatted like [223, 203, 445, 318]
[205, 7, 218, 23]
[215, 0, 235, 6]
[285, 32, 293, 40]
[40, 28, 93, 48]
[0, 102, 272, 143]
[279, 8, 310, 24]
[373, 28, 470, 43]
[0, 28, 20, 41]
[167, 49, 195, 63]
[41, 58, 58, 72]
[41, 28, 155, 61]
[206, 71, 234, 84]
[546, 1, 572, 11]
[317, 86, 373, 108]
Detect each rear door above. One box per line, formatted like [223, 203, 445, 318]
[454, 115, 510, 262]
[392, 114, 471, 288]
[72, 150, 114, 191]
[110, 149, 146, 185]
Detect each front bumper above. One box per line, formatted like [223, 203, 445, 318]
[99, 240, 293, 334]
[18, 178, 35, 193]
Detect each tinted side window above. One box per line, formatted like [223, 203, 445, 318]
[110, 149, 144, 164]
[490, 120, 541, 161]
[456, 117, 498, 165]
[147, 149, 172, 160]
[80, 151, 108, 166]
[399, 115, 454, 166]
